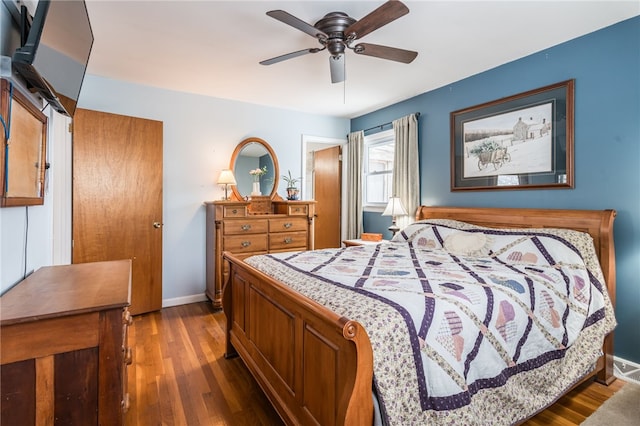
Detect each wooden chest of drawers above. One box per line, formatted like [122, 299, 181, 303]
[205, 200, 315, 308]
[0, 260, 132, 426]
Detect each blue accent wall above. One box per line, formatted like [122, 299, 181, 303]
[352, 17, 640, 363]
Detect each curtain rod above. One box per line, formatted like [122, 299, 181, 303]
[358, 112, 421, 135]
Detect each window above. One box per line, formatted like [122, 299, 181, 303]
[363, 129, 395, 210]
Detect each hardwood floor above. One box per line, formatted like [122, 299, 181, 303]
[125, 302, 624, 425]
[125, 302, 282, 425]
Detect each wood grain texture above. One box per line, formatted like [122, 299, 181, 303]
[126, 302, 625, 426]
[205, 200, 315, 309]
[224, 253, 373, 425]
[0, 78, 48, 206]
[313, 145, 342, 249]
[124, 302, 282, 426]
[523, 379, 625, 426]
[0, 313, 99, 364]
[0, 260, 131, 324]
[0, 359, 35, 424]
[0, 261, 131, 426]
[73, 108, 163, 315]
[54, 347, 99, 425]
[35, 356, 54, 426]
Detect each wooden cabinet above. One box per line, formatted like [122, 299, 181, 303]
[205, 200, 315, 308]
[0, 260, 132, 426]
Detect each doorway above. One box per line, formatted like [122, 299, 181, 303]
[302, 135, 346, 248]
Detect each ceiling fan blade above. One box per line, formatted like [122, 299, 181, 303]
[345, 0, 409, 40]
[260, 48, 320, 65]
[354, 43, 417, 63]
[266, 10, 328, 39]
[329, 55, 345, 84]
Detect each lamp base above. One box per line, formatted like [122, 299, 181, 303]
[388, 223, 400, 237]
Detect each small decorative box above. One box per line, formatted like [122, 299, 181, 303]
[248, 195, 272, 214]
[361, 233, 383, 242]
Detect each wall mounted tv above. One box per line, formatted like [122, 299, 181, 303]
[12, 0, 93, 117]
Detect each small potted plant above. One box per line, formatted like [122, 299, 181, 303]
[282, 170, 301, 200]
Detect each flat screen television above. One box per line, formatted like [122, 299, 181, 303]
[12, 0, 93, 117]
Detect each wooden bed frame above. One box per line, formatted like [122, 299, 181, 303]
[222, 206, 616, 426]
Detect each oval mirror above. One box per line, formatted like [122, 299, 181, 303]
[230, 137, 279, 200]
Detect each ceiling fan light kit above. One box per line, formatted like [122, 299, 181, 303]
[260, 0, 418, 84]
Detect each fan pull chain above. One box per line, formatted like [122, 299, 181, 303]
[343, 55, 347, 104]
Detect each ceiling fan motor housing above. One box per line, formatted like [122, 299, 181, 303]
[314, 12, 356, 56]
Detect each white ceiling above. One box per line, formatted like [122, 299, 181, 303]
[84, 1, 639, 118]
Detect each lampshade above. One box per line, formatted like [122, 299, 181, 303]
[382, 197, 408, 217]
[217, 169, 236, 185]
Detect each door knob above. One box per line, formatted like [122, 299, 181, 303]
[153, 222, 163, 228]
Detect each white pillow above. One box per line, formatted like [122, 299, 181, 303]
[443, 232, 491, 257]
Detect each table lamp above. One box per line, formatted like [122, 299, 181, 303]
[382, 196, 408, 237]
[217, 169, 236, 200]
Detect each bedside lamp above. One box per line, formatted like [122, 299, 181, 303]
[382, 196, 408, 237]
[217, 169, 236, 200]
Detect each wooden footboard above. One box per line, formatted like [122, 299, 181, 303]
[222, 252, 374, 426]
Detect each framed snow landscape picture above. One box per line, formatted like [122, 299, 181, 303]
[450, 80, 574, 191]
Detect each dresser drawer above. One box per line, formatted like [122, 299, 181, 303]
[269, 217, 307, 233]
[286, 204, 308, 216]
[223, 205, 248, 218]
[224, 219, 268, 235]
[269, 231, 307, 251]
[224, 234, 268, 253]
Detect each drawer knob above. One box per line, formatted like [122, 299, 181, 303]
[283, 222, 292, 229]
[232, 209, 238, 214]
[241, 224, 252, 231]
[241, 241, 251, 248]
[284, 237, 293, 244]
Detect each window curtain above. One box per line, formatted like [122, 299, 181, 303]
[392, 113, 420, 231]
[346, 130, 364, 239]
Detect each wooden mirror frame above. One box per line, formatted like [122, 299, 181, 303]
[229, 137, 279, 201]
[1, 79, 48, 207]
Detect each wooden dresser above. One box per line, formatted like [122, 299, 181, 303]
[205, 199, 315, 308]
[0, 260, 132, 426]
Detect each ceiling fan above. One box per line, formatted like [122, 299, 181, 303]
[259, 0, 418, 84]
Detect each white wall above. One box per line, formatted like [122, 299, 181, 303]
[0, 198, 51, 292]
[78, 75, 349, 303]
[0, 106, 71, 294]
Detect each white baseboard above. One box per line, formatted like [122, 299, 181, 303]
[614, 356, 640, 385]
[162, 293, 209, 308]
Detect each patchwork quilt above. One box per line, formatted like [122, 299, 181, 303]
[245, 219, 616, 425]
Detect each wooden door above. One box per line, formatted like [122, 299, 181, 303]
[72, 109, 163, 315]
[313, 145, 341, 249]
